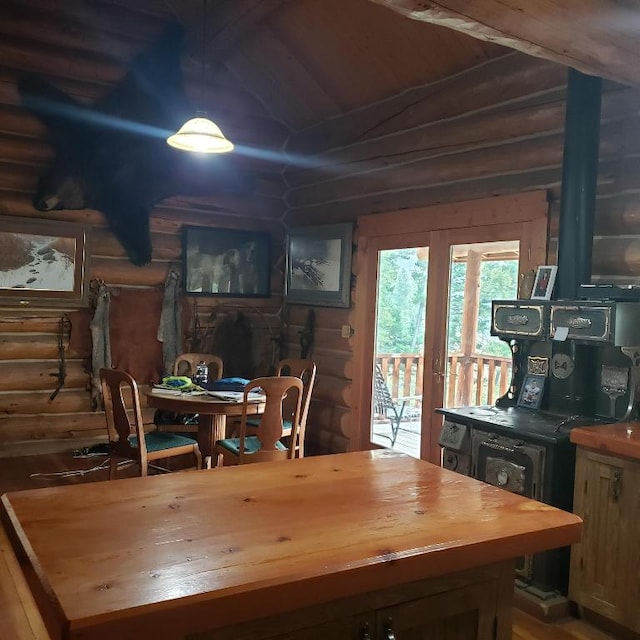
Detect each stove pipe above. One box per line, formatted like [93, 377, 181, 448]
[555, 69, 602, 300]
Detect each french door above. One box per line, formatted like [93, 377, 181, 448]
[353, 193, 548, 463]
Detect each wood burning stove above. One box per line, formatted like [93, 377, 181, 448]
[439, 68, 632, 605]
[439, 404, 590, 596]
[438, 297, 640, 599]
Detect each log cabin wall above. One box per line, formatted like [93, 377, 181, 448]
[0, 1, 288, 457]
[282, 51, 640, 455]
[3, 2, 640, 459]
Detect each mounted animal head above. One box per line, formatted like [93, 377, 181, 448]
[19, 25, 251, 266]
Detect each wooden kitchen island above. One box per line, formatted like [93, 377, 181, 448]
[0, 450, 581, 640]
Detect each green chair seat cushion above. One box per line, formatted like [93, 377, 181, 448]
[130, 431, 197, 452]
[217, 436, 287, 455]
[245, 417, 293, 430]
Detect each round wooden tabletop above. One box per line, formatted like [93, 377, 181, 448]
[146, 391, 264, 416]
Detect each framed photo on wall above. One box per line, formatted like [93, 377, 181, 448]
[0, 216, 87, 306]
[285, 223, 353, 308]
[183, 226, 271, 297]
[530, 265, 557, 300]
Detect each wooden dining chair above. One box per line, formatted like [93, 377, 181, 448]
[242, 358, 316, 457]
[156, 353, 224, 435]
[215, 376, 303, 467]
[173, 353, 224, 381]
[100, 368, 202, 478]
[275, 358, 316, 457]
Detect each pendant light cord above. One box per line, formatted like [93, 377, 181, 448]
[166, 0, 233, 153]
[200, 0, 207, 109]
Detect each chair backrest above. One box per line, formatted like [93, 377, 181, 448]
[100, 368, 147, 462]
[237, 376, 303, 464]
[276, 358, 317, 456]
[373, 363, 395, 414]
[173, 353, 224, 381]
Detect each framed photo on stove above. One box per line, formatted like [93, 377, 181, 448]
[517, 374, 546, 410]
[530, 265, 557, 300]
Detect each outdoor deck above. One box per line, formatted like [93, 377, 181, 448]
[372, 418, 421, 458]
[372, 351, 512, 459]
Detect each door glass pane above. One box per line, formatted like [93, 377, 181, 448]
[444, 241, 518, 408]
[371, 247, 428, 457]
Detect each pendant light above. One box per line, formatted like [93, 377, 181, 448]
[167, 0, 234, 154]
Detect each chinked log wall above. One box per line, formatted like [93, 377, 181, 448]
[0, 1, 289, 456]
[282, 51, 640, 455]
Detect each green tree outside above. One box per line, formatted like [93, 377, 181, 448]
[375, 249, 517, 358]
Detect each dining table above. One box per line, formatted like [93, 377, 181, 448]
[145, 389, 265, 459]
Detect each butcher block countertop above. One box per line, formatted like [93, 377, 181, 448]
[571, 422, 640, 460]
[0, 450, 581, 640]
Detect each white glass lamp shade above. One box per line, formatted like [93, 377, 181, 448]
[166, 115, 234, 153]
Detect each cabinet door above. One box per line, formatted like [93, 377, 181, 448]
[265, 614, 370, 640]
[569, 448, 640, 629]
[376, 582, 498, 640]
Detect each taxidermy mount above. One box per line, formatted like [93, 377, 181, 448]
[18, 25, 251, 266]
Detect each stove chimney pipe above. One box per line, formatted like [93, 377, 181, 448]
[556, 69, 602, 300]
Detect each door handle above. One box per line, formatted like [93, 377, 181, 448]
[611, 470, 622, 502]
[383, 617, 396, 640]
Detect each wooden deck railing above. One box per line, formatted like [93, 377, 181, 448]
[376, 353, 512, 409]
[445, 353, 512, 407]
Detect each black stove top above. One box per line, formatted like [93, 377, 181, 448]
[437, 405, 612, 445]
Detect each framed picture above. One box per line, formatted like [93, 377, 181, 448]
[530, 265, 557, 300]
[183, 226, 270, 297]
[286, 223, 353, 308]
[0, 216, 87, 306]
[517, 374, 546, 410]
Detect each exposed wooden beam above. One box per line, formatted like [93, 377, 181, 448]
[205, 0, 292, 62]
[165, 0, 291, 65]
[369, 0, 640, 87]
[287, 53, 566, 154]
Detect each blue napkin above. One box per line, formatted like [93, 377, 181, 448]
[204, 377, 250, 392]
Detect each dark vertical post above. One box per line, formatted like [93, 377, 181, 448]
[556, 69, 602, 300]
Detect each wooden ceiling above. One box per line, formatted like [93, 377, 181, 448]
[4, 1, 639, 129]
[212, 0, 508, 132]
[168, 0, 640, 133]
[162, 0, 509, 133]
[3, 0, 639, 190]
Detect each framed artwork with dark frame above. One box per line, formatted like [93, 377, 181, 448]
[183, 226, 271, 297]
[0, 216, 87, 307]
[285, 222, 353, 308]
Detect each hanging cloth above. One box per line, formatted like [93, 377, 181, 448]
[158, 267, 182, 376]
[90, 282, 111, 411]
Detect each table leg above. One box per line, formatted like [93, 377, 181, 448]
[197, 414, 227, 460]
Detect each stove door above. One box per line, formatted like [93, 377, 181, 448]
[442, 450, 471, 475]
[471, 430, 546, 584]
[472, 432, 545, 501]
[484, 456, 527, 493]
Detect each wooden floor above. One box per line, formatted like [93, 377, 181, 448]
[512, 609, 619, 639]
[0, 450, 624, 640]
[0, 448, 195, 493]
